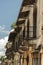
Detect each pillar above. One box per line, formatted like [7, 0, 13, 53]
[41, 53, 43, 65]
[28, 47, 32, 65]
[40, 49, 43, 65]
[37, 0, 42, 37]
[20, 54, 23, 65]
[13, 52, 20, 65]
[23, 51, 27, 65]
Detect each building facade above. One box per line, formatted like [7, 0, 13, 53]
[5, 0, 43, 65]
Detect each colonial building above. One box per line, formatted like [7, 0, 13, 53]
[5, 0, 43, 65]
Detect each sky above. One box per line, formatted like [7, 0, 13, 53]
[0, 0, 22, 56]
[0, 0, 22, 39]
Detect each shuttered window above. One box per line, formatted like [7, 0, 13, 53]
[33, 5, 37, 38]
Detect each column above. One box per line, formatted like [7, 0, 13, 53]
[28, 47, 32, 65]
[38, 53, 41, 65]
[37, 0, 42, 37]
[40, 49, 43, 65]
[23, 51, 27, 65]
[20, 54, 23, 65]
[41, 53, 43, 65]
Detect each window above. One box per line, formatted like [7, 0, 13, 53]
[33, 5, 37, 38]
[29, 26, 33, 38]
[32, 58, 38, 65]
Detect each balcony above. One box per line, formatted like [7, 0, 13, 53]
[6, 42, 12, 49]
[22, 0, 36, 6]
[18, 11, 29, 18]
[8, 31, 17, 41]
[19, 45, 28, 51]
[8, 27, 22, 41]
[16, 19, 25, 25]
[15, 27, 22, 33]
[5, 48, 13, 56]
[21, 5, 34, 12]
